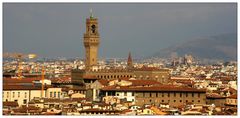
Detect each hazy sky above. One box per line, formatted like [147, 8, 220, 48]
[3, 3, 237, 59]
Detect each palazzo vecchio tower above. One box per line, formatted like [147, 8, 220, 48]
[83, 10, 100, 69]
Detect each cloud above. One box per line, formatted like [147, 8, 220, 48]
[3, 3, 237, 58]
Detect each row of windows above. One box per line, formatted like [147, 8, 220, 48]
[116, 92, 135, 96]
[50, 92, 61, 98]
[6, 99, 28, 104]
[97, 75, 132, 79]
[89, 39, 98, 42]
[5, 92, 28, 98]
[144, 99, 201, 103]
[142, 92, 201, 98]
[227, 99, 237, 104]
[74, 91, 85, 94]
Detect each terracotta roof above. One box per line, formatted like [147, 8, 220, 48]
[227, 94, 237, 99]
[41, 112, 62, 115]
[3, 101, 19, 107]
[121, 109, 132, 114]
[82, 103, 93, 106]
[79, 108, 119, 112]
[95, 102, 110, 107]
[101, 85, 206, 92]
[43, 98, 87, 103]
[170, 79, 194, 85]
[83, 75, 97, 79]
[206, 93, 226, 99]
[3, 85, 51, 90]
[13, 106, 41, 113]
[3, 78, 42, 84]
[129, 79, 162, 86]
[221, 87, 237, 93]
[98, 79, 109, 86]
[51, 76, 71, 83]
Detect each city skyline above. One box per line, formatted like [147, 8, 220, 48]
[2, 3, 238, 116]
[3, 3, 237, 58]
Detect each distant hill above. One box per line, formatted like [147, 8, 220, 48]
[150, 33, 237, 61]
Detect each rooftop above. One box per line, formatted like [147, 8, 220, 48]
[101, 85, 206, 92]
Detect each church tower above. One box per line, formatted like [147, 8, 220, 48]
[84, 9, 100, 69]
[127, 52, 133, 68]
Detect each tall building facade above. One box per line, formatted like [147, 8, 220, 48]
[83, 11, 100, 69]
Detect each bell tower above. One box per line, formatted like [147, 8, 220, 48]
[84, 9, 100, 69]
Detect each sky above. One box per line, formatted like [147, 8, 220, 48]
[3, 3, 237, 59]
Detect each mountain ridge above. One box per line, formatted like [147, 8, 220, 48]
[149, 33, 237, 61]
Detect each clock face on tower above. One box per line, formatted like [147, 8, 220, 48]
[91, 25, 96, 33]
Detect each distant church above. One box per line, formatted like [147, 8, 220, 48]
[71, 10, 170, 85]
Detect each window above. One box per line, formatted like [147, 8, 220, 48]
[168, 93, 170, 97]
[24, 92, 27, 98]
[162, 100, 164, 102]
[180, 93, 182, 97]
[192, 93, 194, 97]
[132, 92, 135, 96]
[116, 93, 119, 96]
[54, 92, 56, 97]
[198, 100, 200, 103]
[13, 92, 15, 98]
[186, 93, 188, 97]
[156, 92, 158, 97]
[174, 100, 176, 102]
[143, 92, 145, 97]
[124, 92, 127, 96]
[162, 93, 164, 97]
[174, 93, 176, 97]
[18, 92, 20, 98]
[23, 99, 27, 104]
[150, 93, 152, 97]
[7, 92, 9, 98]
[198, 93, 200, 98]
[132, 99, 134, 102]
[58, 92, 60, 98]
[192, 100, 194, 103]
[180, 100, 182, 102]
[186, 100, 188, 103]
[150, 99, 152, 102]
[50, 92, 53, 97]
[14, 100, 18, 102]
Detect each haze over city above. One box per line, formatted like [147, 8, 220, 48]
[3, 3, 237, 59]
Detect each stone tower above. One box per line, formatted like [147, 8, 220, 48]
[84, 10, 100, 69]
